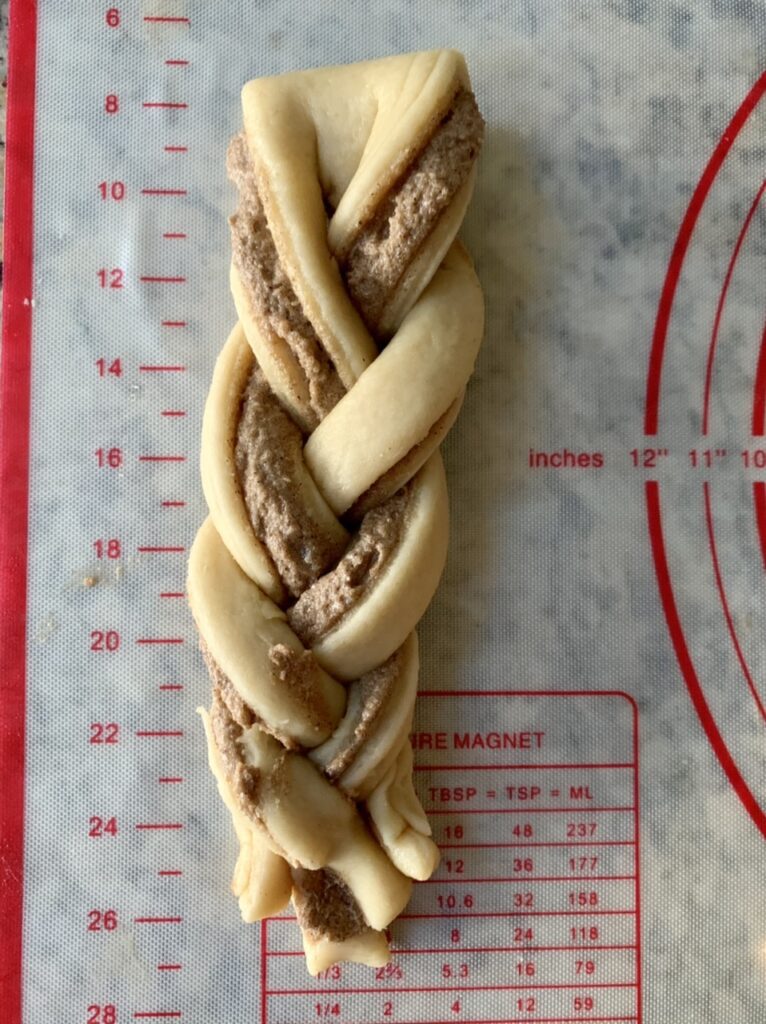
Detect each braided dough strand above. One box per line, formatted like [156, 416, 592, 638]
[189, 49, 484, 972]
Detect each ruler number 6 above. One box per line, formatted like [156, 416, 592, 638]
[105, 8, 120, 28]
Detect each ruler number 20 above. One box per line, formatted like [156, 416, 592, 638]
[90, 630, 120, 652]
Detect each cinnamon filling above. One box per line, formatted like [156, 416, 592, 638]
[317, 648, 403, 785]
[228, 133, 345, 429]
[202, 635, 333, 752]
[209, 690, 262, 815]
[343, 88, 484, 336]
[235, 364, 347, 599]
[287, 483, 412, 645]
[292, 866, 369, 942]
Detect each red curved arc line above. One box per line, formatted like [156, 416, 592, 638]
[751, 318, 766, 435]
[753, 482, 766, 571]
[702, 179, 766, 435]
[703, 481, 766, 722]
[644, 70, 766, 436]
[645, 481, 766, 839]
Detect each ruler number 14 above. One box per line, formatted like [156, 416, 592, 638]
[96, 358, 122, 378]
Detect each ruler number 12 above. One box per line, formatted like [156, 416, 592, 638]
[97, 268, 123, 289]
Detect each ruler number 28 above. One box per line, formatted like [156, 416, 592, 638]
[87, 1007, 117, 1024]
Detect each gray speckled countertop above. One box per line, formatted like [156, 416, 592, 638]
[5, 2, 766, 1022]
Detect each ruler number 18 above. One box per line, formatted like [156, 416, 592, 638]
[93, 538, 121, 558]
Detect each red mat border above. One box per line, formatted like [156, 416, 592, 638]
[0, 0, 38, 1019]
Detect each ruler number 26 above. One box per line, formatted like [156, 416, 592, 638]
[87, 909, 118, 931]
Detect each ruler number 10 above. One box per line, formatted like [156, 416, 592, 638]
[98, 181, 125, 201]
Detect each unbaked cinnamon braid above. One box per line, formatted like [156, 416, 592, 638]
[188, 49, 485, 974]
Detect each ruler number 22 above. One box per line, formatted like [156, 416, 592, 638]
[90, 722, 119, 744]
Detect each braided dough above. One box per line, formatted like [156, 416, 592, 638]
[188, 49, 485, 974]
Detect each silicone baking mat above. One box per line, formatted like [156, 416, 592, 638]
[1, 1, 765, 1021]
